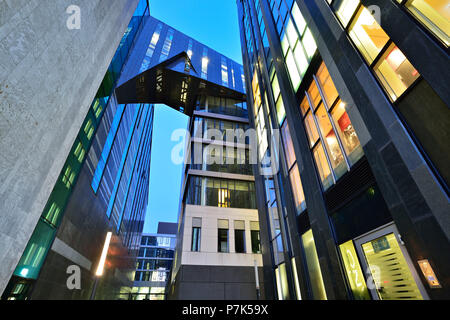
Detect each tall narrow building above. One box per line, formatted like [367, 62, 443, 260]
[113, 17, 265, 299]
[237, 0, 449, 300]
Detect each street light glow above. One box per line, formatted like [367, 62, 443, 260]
[96, 232, 112, 277]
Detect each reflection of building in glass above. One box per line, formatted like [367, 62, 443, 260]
[130, 223, 177, 300]
[237, 0, 449, 300]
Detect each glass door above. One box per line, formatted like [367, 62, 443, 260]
[354, 223, 429, 300]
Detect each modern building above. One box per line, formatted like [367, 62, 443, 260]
[1, 0, 153, 300]
[113, 15, 265, 300]
[129, 222, 177, 300]
[237, 0, 449, 300]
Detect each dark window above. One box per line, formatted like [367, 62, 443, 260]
[218, 229, 229, 253]
[251, 230, 261, 254]
[235, 229, 246, 253]
[191, 227, 201, 251]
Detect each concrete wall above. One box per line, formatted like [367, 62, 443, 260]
[168, 265, 265, 300]
[0, 0, 140, 295]
[181, 204, 263, 267]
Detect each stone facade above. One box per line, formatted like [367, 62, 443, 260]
[0, 0, 140, 295]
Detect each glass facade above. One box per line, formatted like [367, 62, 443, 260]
[186, 176, 257, 209]
[132, 233, 176, 300]
[402, 0, 450, 46]
[300, 62, 364, 190]
[239, 0, 448, 302]
[328, 0, 449, 188]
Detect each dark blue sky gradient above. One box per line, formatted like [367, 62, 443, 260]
[142, 1, 243, 233]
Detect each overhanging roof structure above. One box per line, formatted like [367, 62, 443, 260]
[115, 52, 247, 116]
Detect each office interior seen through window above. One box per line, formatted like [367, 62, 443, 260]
[0, 0, 448, 302]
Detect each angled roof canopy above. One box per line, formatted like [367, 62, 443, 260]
[115, 52, 247, 116]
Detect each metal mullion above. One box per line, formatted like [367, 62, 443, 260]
[369, 39, 394, 69]
[302, 108, 320, 150]
[344, 3, 364, 32]
[313, 75, 351, 172]
[305, 91, 337, 185]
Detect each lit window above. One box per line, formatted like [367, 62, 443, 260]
[218, 188, 229, 207]
[92, 99, 103, 118]
[281, 121, 296, 169]
[276, 95, 286, 126]
[316, 105, 346, 179]
[271, 74, 281, 102]
[348, 7, 390, 64]
[44, 202, 61, 226]
[301, 230, 327, 300]
[292, 2, 307, 34]
[286, 19, 299, 48]
[62, 166, 76, 189]
[304, 112, 320, 147]
[333, 0, 360, 27]
[316, 62, 339, 107]
[73, 142, 86, 163]
[286, 49, 301, 90]
[405, 0, 450, 46]
[301, 62, 364, 190]
[374, 44, 420, 101]
[84, 119, 94, 140]
[313, 143, 333, 190]
[302, 28, 317, 59]
[293, 41, 309, 77]
[331, 100, 363, 164]
[289, 164, 306, 213]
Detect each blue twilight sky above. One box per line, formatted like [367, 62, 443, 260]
[142, 0, 243, 234]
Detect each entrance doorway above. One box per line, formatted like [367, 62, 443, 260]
[353, 223, 428, 300]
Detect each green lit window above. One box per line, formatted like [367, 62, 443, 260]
[13, 220, 56, 280]
[61, 166, 76, 189]
[279, 3, 317, 93]
[84, 119, 94, 140]
[92, 99, 103, 118]
[339, 240, 371, 300]
[73, 141, 86, 163]
[271, 74, 281, 102]
[302, 229, 327, 300]
[275, 94, 286, 126]
[43, 202, 61, 226]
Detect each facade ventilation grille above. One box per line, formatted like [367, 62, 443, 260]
[324, 157, 376, 213]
